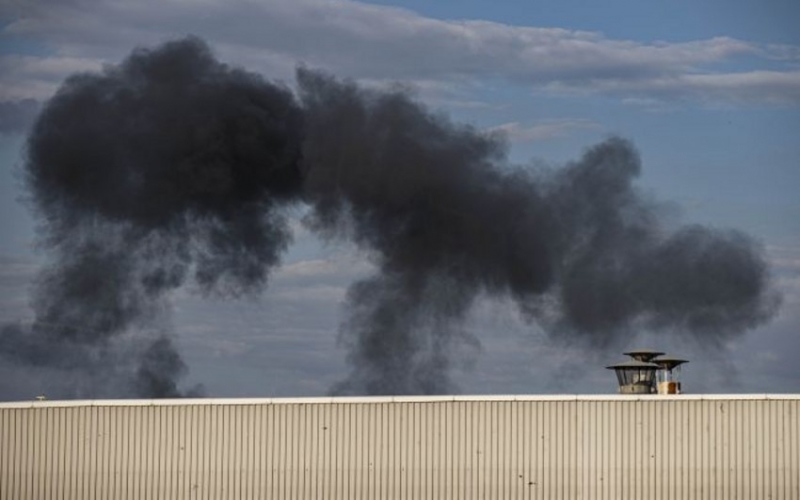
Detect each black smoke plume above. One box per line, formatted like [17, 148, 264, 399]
[1, 37, 303, 398]
[0, 37, 780, 398]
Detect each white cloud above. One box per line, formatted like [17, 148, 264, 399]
[273, 253, 375, 285]
[0, 55, 102, 101]
[488, 119, 600, 143]
[1, 0, 798, 105]
[767, 245, 800, 303]
[270, 284, 347, 303]
[568, 70, 800, 105]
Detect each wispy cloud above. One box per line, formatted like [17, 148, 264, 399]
[2, 0, 798, 105]
[767, 245, 800, 307]
[488, 119, 600, 143]
[0, 55, 102, 101]
[561, 70, 800, 105]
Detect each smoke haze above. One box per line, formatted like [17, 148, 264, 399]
[0, 37, 780, 398]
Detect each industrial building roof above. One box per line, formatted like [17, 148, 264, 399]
[2, 393, 799, 409]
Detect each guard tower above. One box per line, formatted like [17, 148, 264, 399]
[652, 355, 688, 394]
[623, 348, 663, 363]
[606, 359, 659, 394]
[607, 349, 688, 395]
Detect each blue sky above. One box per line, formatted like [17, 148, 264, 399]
[0, 0, 798, 398]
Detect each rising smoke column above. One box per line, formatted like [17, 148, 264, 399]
[0, 37, 780, 399]
[298, 70, 555, 393]
[296, 70, 779, 394]
[0, 37, 304, 398]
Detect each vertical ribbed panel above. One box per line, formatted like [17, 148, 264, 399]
[1, 396, 799, 499]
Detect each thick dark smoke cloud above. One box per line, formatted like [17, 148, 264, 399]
[298, 73, 779, 393]
[0, 37, 780, 399]
[1, 37, 303, 398]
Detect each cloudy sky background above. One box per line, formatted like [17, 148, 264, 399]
[0, 0, 798, 397]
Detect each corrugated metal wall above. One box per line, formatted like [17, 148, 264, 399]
[1, 395, 798, 499]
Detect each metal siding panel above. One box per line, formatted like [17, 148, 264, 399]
[265, 403, 275, 499]
[30, 408, 40, 500]
[367, 401, 376, 500]
[720, 399, 726, 499]
[327, 403, 337, 500]
[387, 402, 396, 500]
[792, 400, 797, 498]
[435, 402, 443, 500]
[230, 405, 239, 500]
[237, 404, 245, 500]
[735, 400, 742, 499]
[123, 406, 133, 500]
[683, 400, 693, 498]
[418, 403, 428, 500]
[145, 406, 155, 500]
[354, 402, 364, 500]
[788, 400, 792, 498]
[200, 404, 209, 500]
[142, 405, 152, 500]
[111, 406, 122, 500]
[156, 407, 166, 500]
[246, 404, 256, 500]
[396, 402, 406, 499]
[756, 400, 763, 499]
[341, 403, 350, 500]
[311, 402, 320, 500]
[12, 409, 20, 500]
[94, 407, 105, 500]
[541, 400, 550, 499]
[387, 402, 395, 500]
[410, 401, 419, 500]
[509, 401, 517, 500]
[5, 409, 14, 499]
[178, 405, 188, 500]
[769, 400, 779, 499]
[228, 404, 236, 498]
[0, 409, 5, 499]
[22, 408, 31, 500]
[254, 404, 264, 500]
[616, 400, 626, 500]
[23, 410, 40, 498]
[137, 407, 146, 500]
[364, 402, 373, 500]
[0, 409, 8, 500]
[131, 407, 140, 500]
[489, 401, 498, 500]
[751, 399, 760, 498]
[161, 406, 171, 500]
[330, 403, 341, 500]
[300, 402, 310, 500]
[35, 408, 45, 500]
[279, 403, 289, 499]
[457, 400, 467, 499]
[63, 406, 74, 500]
[353, 402, 361, 500]
[3, 397, 800, 499]
[111, 407, 122, 500]
[208, 404, 219, 500]
[32, 408, 42, 500]
[158, 406, 168, 500]
[535, 400, 545, 500]
[507, 401, 516, 500]
[467, 400, 476, 499]
[323, 402, 331, 500]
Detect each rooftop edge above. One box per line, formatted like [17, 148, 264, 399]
[2, 393, 800, 409]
